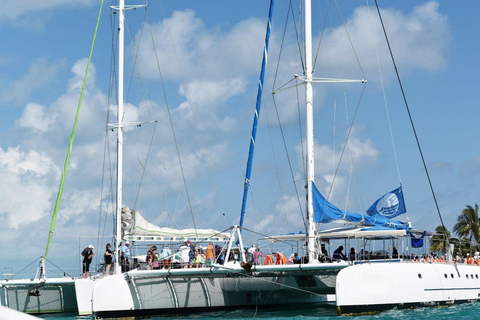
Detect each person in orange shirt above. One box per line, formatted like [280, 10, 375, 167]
[467, 254, 475, 265]
[205, 242, 214, 266]
[264, 254, 274, 265]
[275, 252, 287, 265]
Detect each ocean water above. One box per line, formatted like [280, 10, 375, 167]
[36, 302, 480, 320]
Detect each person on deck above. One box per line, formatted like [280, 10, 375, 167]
[333, 246, 347, 260]
[160, 244, 172, 269]
[205, 242, 215, 266]
[179, 242, 190, 268]
[82, 245, 95, 278]
[146, 246, 157, 270]
[275, 252, 287, 265]
[253, 247, 264, 265]
[264, 254, 274, 265]
[187, 240, 195, 267]
[392, 246, 398, 259]
[121, 241, 130, 272]
[104, 243, 113, 276]
[349, 248, 356, 261]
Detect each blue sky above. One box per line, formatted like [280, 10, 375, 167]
[1, 1, 479, 276]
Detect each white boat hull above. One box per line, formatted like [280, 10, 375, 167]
[336, 262, 480, 315]
[0, 278, 77, 314]
[85, 263, 345, 318]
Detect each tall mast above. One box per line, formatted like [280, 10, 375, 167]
[114, 0, 125, 275]
[304, 0, 316, 263]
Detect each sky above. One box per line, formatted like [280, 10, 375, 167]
[1, 0, 479, 277]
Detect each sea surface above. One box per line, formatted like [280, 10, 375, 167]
[37, 302, 480, 320]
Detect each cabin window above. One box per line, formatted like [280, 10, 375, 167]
[476, 274, 478, 279]
[471, 274, 474, 279]
[451, 274, 454, 278]
[418, 273, 422, 279]
[466, 274, 469, 279]
[444, 274, 448, 279]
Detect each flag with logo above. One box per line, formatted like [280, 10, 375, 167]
[366, 186, 406, 219]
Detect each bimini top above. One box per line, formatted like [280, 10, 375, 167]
[122, 207, 230, 242]
[263, 226, 430, 242]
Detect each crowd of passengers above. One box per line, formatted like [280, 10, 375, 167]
[141, 242, 480, 270]
[142, 241, 303, 270]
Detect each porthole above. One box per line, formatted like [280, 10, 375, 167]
[476, 274, 478, 279]
[451, 274, 454, 278]
[467, 274, 469, 279]
[444, 274, 448, 279]
[418, 273, 422, 279]
[471, 274, 474, 279]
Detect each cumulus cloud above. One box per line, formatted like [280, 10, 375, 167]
[16, 102, 57, 133]
[0, 146, 58, 228]
[315, 1, 450, 80]
[0, 56, 63, 105]
[135, 10, 265, 82]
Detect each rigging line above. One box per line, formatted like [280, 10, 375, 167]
[133, 122, 158, 209]
[324, 84, 367, 204]
[272, 0, 292, 91]
[289, 0, 306, 74]
[43, 0, 104, 263]
[332, 0, 366, 79]
[296, 80, 306, 177]
[374, 0, 446, 230]
[271, 95, 307, 231]
[344, 91, 354, 214]
[248, 184, 266, 237]
[121, 135, 182, 231]
[42, 257, 75, 280]
[264, 101, 290, 230]
[366, 0, 406, 220]
[145, 7, 198, 238]
[312, 0, 333, 72]
[9, 258, 43, 280]
[270, 0, 303, 138]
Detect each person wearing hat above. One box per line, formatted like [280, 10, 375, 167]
[121, 241, 131, 272]
[82, 245, 95, 278]
[104, 243, 113, 276]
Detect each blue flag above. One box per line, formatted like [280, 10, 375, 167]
[366, 186, 406, 218]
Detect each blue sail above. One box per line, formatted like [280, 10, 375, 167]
[312, 182, 409, 230]
[239, 0, 274, 228]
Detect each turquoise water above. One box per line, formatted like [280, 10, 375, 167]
[37, 303, 480, 320]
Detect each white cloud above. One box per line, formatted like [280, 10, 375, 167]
[135, 10, 265, 81]
[16, 102, 56, 133]
[0, 146, 58, 228]
[316, 1, 450, 80]
[0, 0, 96, 28]
[0, 56, 63, 104]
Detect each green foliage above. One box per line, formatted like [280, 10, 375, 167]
[430, 225, 450, 253]
[453, 204, 480, 244]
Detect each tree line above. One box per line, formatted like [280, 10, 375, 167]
[430, 204, 480, 256]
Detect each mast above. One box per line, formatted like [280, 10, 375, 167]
[114, 0, 125, 275]
[304, 0, 316, 263]
[239, 0, 274, 228]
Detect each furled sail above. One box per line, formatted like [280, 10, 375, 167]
[121, 207, 230, 240]
[312, 182, 409, 230]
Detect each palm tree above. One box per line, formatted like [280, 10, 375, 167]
[430, 225, 450, 253]
[453, 204, 480, 252]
